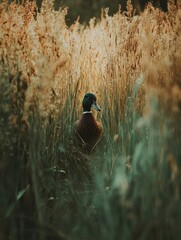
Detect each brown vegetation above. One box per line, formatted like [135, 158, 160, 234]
[0, 1, 180, 119]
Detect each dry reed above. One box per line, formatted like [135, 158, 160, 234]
[0, 0, 180, 119]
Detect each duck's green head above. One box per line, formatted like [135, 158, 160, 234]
[82, 93, 101, 112]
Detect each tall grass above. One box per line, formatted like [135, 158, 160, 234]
[0, 0, 181, 239]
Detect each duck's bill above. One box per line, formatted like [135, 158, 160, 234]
[92, 101, 101, 111]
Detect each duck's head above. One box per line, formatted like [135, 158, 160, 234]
[82, 93, 101, 112]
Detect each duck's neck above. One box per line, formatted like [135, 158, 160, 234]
[83, 111, 92, 115]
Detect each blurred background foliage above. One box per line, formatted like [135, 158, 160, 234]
[40, 0, 168, 24]
[4, 0, 170, 24]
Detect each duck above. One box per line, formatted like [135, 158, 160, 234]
[74, 93, 103, 153]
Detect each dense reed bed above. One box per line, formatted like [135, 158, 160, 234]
[0, 0, 181, 239]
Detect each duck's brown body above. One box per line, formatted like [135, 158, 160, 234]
[75, 112, 103, 151]
[74, 93, 103, 153]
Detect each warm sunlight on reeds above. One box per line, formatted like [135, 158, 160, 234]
[1, 0, 180, 118]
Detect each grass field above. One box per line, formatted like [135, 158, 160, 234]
[0, 1, 181, 239]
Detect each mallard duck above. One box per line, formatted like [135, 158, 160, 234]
[74, 93, 103, 153]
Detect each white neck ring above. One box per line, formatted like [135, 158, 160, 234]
[83, 111, 92, 115]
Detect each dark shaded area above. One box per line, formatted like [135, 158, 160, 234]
[54, 0, 121, 24]
[12, 0, 176, 25]
[52, 0, 171, 24]
[132, 0, 168, 12]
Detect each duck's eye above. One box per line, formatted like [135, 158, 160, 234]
[90, 98, 95, 103]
